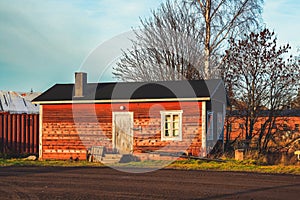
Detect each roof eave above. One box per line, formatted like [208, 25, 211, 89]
[32, 97, 211, 104]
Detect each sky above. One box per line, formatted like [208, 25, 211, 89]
[0, 0, 299, 92]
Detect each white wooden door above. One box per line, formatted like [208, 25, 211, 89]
[113, 112, 133, 154]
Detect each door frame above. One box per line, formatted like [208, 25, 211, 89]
[112, 112, 134, 153]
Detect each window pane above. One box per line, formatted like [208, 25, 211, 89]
[173, 129, 179, 136]
[173, 115, 179, 121]
[165, 122, 171, 129]
[165, 130, 169, 136]
[207, 112, 213, 140]
[165, 115, 171, 122]
[173, 122, 179, 129]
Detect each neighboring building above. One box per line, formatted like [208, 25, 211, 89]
[0, 91, 40, 155]
[225, 109, 300, 151]
[226, 113, 300, 140]
[33, 72, 226, 160]
[0, 91, 40, 114]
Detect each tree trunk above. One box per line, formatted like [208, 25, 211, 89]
[204, 0, 211, 79]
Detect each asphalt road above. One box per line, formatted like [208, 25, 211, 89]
[0, 166, 299, 200]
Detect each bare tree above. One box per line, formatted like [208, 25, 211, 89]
[113, 0, 206, 81]
[113, 0, 263, 81]
[185, 0, 263, 78]
[222, 28, 300, 154]
[291, 89, 300, 109]
[291, 49, 300, 109]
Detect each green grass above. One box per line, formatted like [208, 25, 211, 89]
[0, 158, 104, 167]
[0, 158, 299, 175]
[167, 159, 300, 175]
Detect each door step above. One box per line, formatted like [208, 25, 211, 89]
[101, 153, 123, 164]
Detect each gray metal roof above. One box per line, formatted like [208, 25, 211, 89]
[0, 91, 40, 114]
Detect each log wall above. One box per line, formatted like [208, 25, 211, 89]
[41, 101, 204, 160]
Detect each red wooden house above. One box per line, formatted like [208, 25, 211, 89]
[33, 73, 226, 161]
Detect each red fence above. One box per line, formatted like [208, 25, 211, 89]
[0, 112, 39, 155]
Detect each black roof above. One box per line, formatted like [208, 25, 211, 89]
[33, 80, 223, 102]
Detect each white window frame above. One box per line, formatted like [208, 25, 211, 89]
[160, 110, 183, 141]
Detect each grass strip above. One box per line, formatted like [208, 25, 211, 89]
[0, 158, 299, 175]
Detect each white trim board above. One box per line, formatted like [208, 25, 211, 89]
[32, 97, 210, 105]
[38, 105, 43, 160]
[201, 101, 207, 157]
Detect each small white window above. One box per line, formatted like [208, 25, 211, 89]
[160, 110, 183, 141]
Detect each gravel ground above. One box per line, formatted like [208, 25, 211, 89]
[0, 166, 299, 200]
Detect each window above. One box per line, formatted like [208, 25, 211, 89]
[283, 124, 288, 131]
[295, 124, 299, 131]
[217, 112, 224, 140]
[160, 111, 182, 141]
[207, 112, 214, 140]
